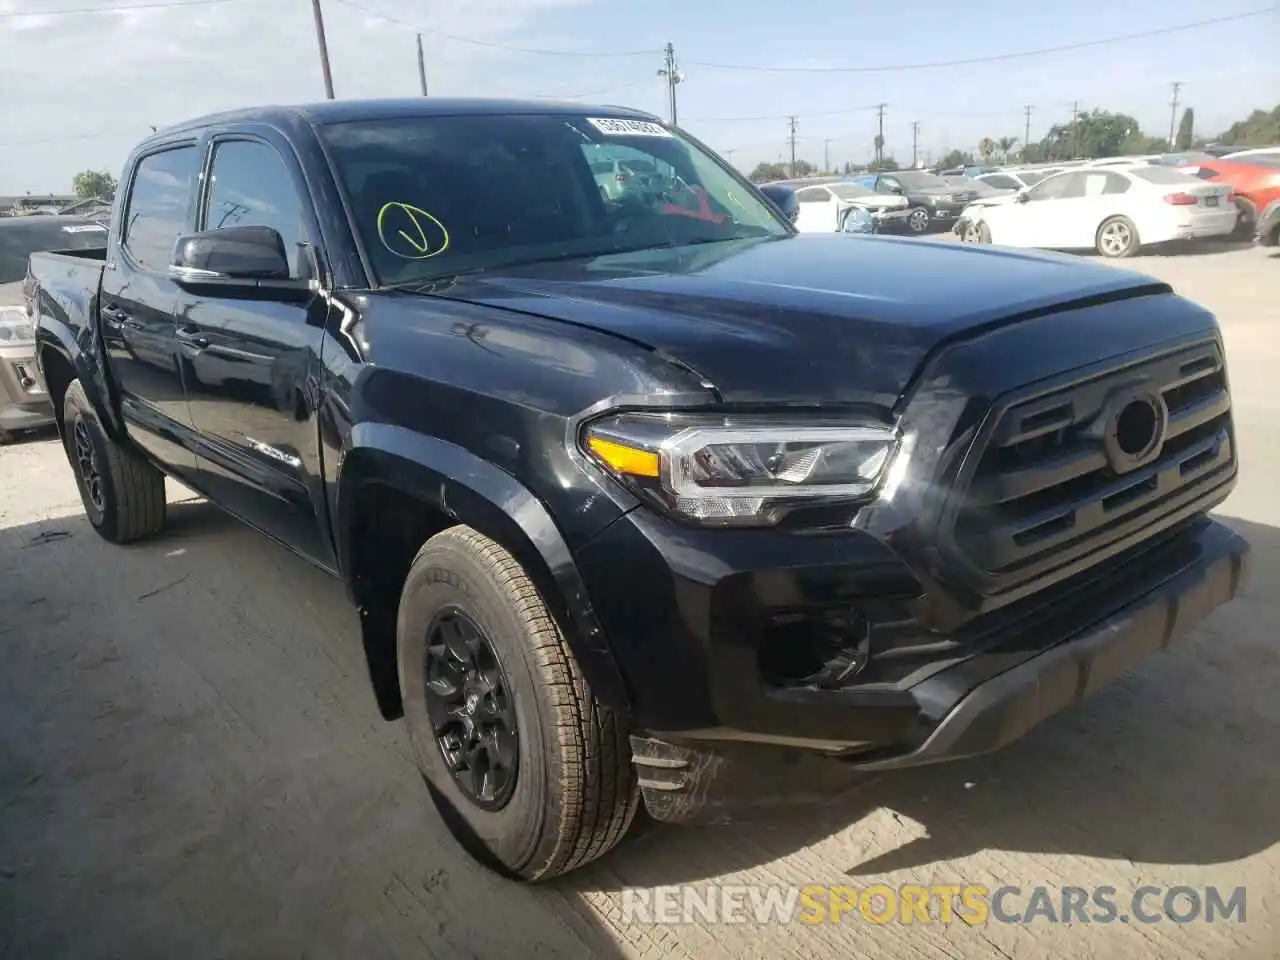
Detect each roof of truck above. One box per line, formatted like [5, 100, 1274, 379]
[152, 98, 660, 139]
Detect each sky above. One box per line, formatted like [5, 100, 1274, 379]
[1, 0, 1277, 193]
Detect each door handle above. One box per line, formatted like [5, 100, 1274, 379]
[175, 326, 210, 349]
[101, 305, 139, 329]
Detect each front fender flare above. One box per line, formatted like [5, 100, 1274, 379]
[337, 423, 630, 716]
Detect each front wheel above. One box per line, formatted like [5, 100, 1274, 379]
[61, 379, 166, 543]
[1096, 216, 1140, 258]
[906, 207, 931, 234]
[397, 526, 639, 881]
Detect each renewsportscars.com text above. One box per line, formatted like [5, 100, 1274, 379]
[621, 884, 1247, 926]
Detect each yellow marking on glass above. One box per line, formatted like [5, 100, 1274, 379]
[587, 436, 660, 478]
[376, 202, 451, 260]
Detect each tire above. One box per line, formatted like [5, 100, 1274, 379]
[1233, 197, 1257, 239]
[975, 221, 992, 244]
[397, 526, 639, 881]
[61, 379, 166, 543]
[0, 429, 12, 445]
[906, 206, 931, 234]
[1095, 216, 1140, 258]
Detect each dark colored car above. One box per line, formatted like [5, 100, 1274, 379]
[31, 99, 1249, 881]
[0, 215, 108, 442]
[851, 170, 978, 234]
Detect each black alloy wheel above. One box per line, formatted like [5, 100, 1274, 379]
[72, 417, 105, 513]
[423, 609, 519, 810]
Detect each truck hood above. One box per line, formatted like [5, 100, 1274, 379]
[429, 233, 1169, 407]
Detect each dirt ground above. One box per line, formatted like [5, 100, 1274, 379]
[1, 241, 1277, 959]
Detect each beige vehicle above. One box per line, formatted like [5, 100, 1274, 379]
[0, 215, 108, 442]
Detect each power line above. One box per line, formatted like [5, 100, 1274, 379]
[0, 0, 232, 16]
[685, 9, 1273, 73]
[329, 0, 658, 57]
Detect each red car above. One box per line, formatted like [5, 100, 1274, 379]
[1193, 157, 1280, 235]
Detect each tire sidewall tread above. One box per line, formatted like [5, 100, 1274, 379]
[61, 379, 165, 544]
[397, 526, 637, 881]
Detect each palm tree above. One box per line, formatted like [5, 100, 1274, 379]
[997, 136, 1018, 163]
[978, 138, 997, 163]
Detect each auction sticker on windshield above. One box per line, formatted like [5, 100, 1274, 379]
[587, 117, 672, 138]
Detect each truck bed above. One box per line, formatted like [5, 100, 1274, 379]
[27, 249, 108, 347]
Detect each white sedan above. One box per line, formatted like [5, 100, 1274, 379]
[962, 165, 1237, 258]
[793, 182, 910, 233]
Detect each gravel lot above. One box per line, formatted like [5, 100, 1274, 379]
[1, 240, 1276, 959]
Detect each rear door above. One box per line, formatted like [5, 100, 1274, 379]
[99, 142, 203, 475]
[179, 133, 336, 568]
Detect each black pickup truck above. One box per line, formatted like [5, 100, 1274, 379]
[29, 99, 1249, 881]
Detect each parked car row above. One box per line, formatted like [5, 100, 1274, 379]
[954, 163, 1238, 258]
[0, 214, 109, 442]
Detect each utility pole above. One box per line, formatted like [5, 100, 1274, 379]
[823, 138, 834, 174]
[1070, 100, 1079, 158]
[875, 103, 886, 168]
[310, 0, 335, 100]
[910, 120, 919, 168]
[1168, 81, 1182, 149]
[787, 116, 799, 177]
[416, 33, 428, 96]
[658, 43, 682, 126]
[1023, 105, 1032, 158]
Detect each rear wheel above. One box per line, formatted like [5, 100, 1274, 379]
[906, 207, 930, 234]
[397, 526, 639, 881]
[1096, 216, 1140, 258]
[61, 379, 166, 543]
[975, 221, 992, 244]
[1233, 197, 1257, 238]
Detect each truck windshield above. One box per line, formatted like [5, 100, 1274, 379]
[320, 113, 790, 286]
[0, 219, 107, 284]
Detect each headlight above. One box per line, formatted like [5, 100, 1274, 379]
[582, 412, 900, 527]
[0, 306, 36, 347]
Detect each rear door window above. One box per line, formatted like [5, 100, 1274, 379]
[121, 145, 200, 270]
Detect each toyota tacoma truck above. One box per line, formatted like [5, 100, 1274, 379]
[29, 99, 1249, 881]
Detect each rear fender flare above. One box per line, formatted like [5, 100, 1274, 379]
[337, 423, 629, 715]
[34, 323, 124, 441]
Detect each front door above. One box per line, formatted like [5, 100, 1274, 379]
[179, 135, 336, 569]
[99, 142, 203, 475]
[795, 187, 839, 232]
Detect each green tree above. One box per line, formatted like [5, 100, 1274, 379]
[996, 136, 1018, 163]
[1175, 108, 1195, 151]
[867, 155, 900, 172]
[72, 170, 117, 200]
[977, 138, 997, 162]
[748, 161, 789, 183]
[937, 149, 976, 170]
[1216, 104, 1280, 145]
[1036, 110, 1145, 160]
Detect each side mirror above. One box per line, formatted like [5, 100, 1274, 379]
[1014, 189, 1030, 203]
[170, 225, 312, 301]
[758, 183, 799, 224]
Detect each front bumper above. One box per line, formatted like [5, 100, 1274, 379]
[0, 343, 55, 434]
[580, 510, 1247, 822]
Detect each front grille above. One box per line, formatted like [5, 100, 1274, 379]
[944, 340, 1233, 594]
